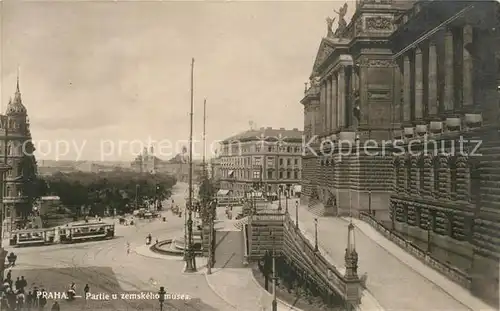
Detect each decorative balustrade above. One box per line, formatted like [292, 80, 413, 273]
[359, 212, 472, 289]
[247, 212, 361, 308]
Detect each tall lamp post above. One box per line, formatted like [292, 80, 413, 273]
[277, 187, 282, 212]
[184, 57, 197, 272]
[285, 188, 289, 214]
[158, 286, 166, 311]
[0, 163, 11, 281]
[135, 184, 139, 209]
[314, 218, 319, 252]
[270, 229, 277, 311]
[295, 200, 299, 229]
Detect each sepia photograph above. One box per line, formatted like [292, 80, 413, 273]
[0, 0, 498, 310]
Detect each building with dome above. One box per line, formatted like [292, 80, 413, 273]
[1, 76, 38, 234]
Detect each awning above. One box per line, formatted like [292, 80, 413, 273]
[228, 170, 234, 176]
[217, 189, 230, 196]
[294, 185, 302, 192]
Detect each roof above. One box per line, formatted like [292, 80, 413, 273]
[6, 79, 27, 116]
[222, 127, 303, 144]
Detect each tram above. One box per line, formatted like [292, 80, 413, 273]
[9, 228, 56, 247]
[59, 222, 115, 244]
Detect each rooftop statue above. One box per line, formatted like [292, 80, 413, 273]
[334, 3, 348, 36]
[326, 17, 336, 38]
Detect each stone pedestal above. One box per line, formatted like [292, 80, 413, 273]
[464, 113, 482, 129]
[429, 121, 443, 134]
[446, 117, 461, 132]
[403, 127, 414, 138]
[415, 124, 427, 136]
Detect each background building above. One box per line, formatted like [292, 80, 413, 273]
[1, 78, 38, 233]
[301, 0, 499, 306]
[218, 127, 303, 197]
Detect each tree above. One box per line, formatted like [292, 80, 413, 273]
[39, 171, 176, 216]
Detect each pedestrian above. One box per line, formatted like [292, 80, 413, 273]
[16, 290, 24, 310]
[84, 284, 89, 298]
[20, 276, 27, 291]
[50, 301, 60, 311]
[14, 278, 20, 291]
[26, 291, 33, 310]
[32, 287, 39, 308]
[6, 271, 11, 281]
[39, 289, 47, 309]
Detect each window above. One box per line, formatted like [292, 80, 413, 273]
[294, 159, 298, 165]
[406, 159, 412, 191]
[287, 159, 291, 165]
[287, 171, 291, 179]
[255, 144, 261, 152]
[267, 171, 273, 179]
[279, 171, 283, 179]
[268, 146, 273, 152]
[253, 170, 261, 179]
[279, 158, 283, 165]
[254, 157, 262, 166]
[433, 157, 440, 195]
[450, 159, 457, 196]
[287, 147, 291, 153]
[294, 171, 298, 179]
[267, 157, 274, 167]
[419, 158, 425, 193]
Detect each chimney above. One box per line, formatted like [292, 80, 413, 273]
[279, 127, 285, 130]
[292, 128, 298, 131]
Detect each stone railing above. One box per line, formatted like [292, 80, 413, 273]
[359, 212, 472, 290]
[282, 215, 361, 308]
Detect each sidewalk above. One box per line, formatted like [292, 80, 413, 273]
[286, 201, 489, 311]
[204, 267, 303, 311]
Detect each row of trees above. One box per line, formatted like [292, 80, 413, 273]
[37, 170, 177, 216]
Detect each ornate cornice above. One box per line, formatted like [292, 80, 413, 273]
[357, 58, 395, 68]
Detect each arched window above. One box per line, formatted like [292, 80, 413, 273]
[406, 158, 412, 192]
[418, 156, 425, 194]
[394, 159, 400, 191]
[433, 156, 440, 196]
[449, 157, 457, 198]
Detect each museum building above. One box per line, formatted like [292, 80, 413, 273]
[300, 0, 499, 306]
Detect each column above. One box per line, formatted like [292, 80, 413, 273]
[331, 74, 338, 131]
[326, 77, 332, 133]
[337, 68, 345, 128]
[428, 42, 438, 116]
[403, 55, 411, 122]
[462, 25, 473, 108]
[414, 48, 423, 120]
[443, 29, 454, 112]
[320, 82, 326, 133]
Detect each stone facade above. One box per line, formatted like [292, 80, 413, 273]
[389, 1, 500, 306]
[1, 78, 38, 233]
[218, 127, 303, 197]
[301, 0, 409, 217]
[302, 0, 500, 306]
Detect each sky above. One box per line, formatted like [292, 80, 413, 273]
[0, 0, 354, 162]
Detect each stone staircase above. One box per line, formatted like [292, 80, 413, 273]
[233, 216, 249, 231]
[307, 204, 327, 217]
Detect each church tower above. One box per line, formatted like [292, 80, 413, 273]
[1, 75, 37, 233]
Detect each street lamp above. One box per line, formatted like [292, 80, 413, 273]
[314, 218, 319, 252]
[427, 217, 432, 253]
[277, 187, 282, 212]
[270, 229, 277, 311]
[285, 189, 289, 214]
[295, 200, 299, 229]
[135, 184, 140, 209]
[158, 286, 166, 311]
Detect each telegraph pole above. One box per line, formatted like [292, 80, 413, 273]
[185, 58, 197, 272]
